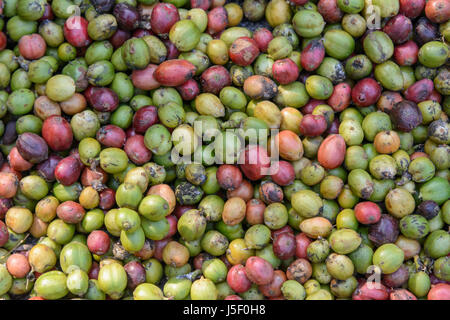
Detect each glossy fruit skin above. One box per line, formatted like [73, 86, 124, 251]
[404, 79, 434, 103]
[374, 130, 400, 154]
[80, 167, 107, 189]
[221, 197, 246, 226]
[425, 0, 450, 23]
[176, 79, 200, 101]
[245, 256, 274, 285]
[8, 148, 33, 172]
[243, 75, 278, 100]
[246, 199, 266, 226]
[253, 28, 273, 52]
[352, 78, 382, 108]
[294, 233, 311, 260]
[130, 64, 160, 90]
[132, 106, 158, 134]
[57, 201, 85, 224]
[317, 134, 346, 169]
[239, 145, 271, 181]
[98, 262, 127, 300]
[271, 161, 295, 187]
[150, 3, 180, 36]
[34, 271, 68, 300]
[292, 9, 325, 38]
[154, 60, 196, 87]
[96, 125, 126, 148]
[120, 38, 149, 70]
[113, 4, 139, 31]
[54, 155, 82, 186]
[109, 29, 130, 48]
[299, 114, 327, 137]
[394, 41, 419, 67]
[5, 207, 33, 234]
[201, 66, 232, 95]
[318, 0, 343, 23]
[355, 202, 381, 225]
[424, 230, 450, 259]
[87, 230, 110, 255]
[207, 6, 228, 34]
[64, 16, 91, 48]
[326, 253, 354, 280]
[16, 132, 48, 164]
[59, 241, 92, 274]
[0, 173, 19, 198]
[0, 32, 7, 51]
[389, 288, 417, 300]
[400, 0, 425, 18]
[272, 59, 299, 85]
[383, 14, 413, 44]
[42, 116, 73, 151]
[418, 41, 449, 68]
[363, 31, 394, 64]
[124, 135, 152, 165]
[273, 232, 296, 260]
[227, 264, 252, 293]
[301, 40, 325, 72]
[414, 17, 439, 47]
[352, 281, 389, 300]
[428, 284, 450, 300]
[191, 0, 211, 10]
[2, 122, 18, 146]
[408, 271, 431, 297]
[275, 130, 304, 161]
[323, 29, 355, 61]
[225, 180, 252, 202]
[259, 269, 286, 298]
[84, 87, 119, 113]
[373, 244, 405, 274]
[329, 228, 361, 255]
[6, 253, 30, 278]
[376, 61, 403, 91]
[18, 34, 46, 60]
[328, 83, 351, 112]
[305, 75, 334, 100]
